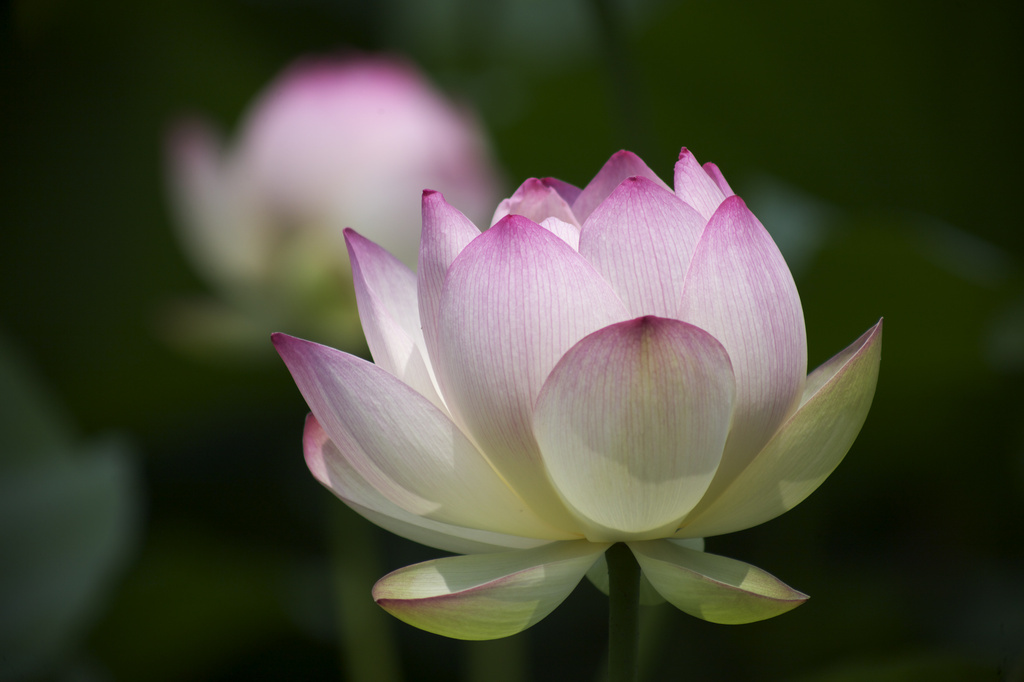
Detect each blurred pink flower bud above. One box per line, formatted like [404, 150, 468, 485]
[165, 55, 501, 353]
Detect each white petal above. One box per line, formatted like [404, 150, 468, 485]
[672, 148, 729, 220]
[346, 228, 444, 410]
[435, 216, 630, 531]
[629, 540, 807, 624]
[304, 415, 549, 553]
[274, 334, 570, 541]
[579, 177, 705, 318]
[679, 196, 807, 491]
[533, 317, 734, 540]
[539, 217, 580, 251]
[677, 320, 882, 537]
[417, 190, 482, 378]
[373, 540, 608, 639]
[491, 177, 581, 229]
[571, 150, 672, 224]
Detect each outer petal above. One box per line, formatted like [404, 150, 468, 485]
[435, 215, 630, 530]
[373, 540, 609, 639]
[491, 178, 581, 229]
[579, 177, 706, 318]
[672, 148, 729, 221]
[628, 540, 807, 624]
[571, 150, 672, 224]
[679, 195, 807, 490]
[305, 415, 550, 554]
[677, 320, 883, 538]
[346, 229, 444, 410]
[533, 317, 734, 540]
[418, 190, 482, 372]
[273, 334, 569, 541]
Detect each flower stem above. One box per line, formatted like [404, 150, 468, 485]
[607, 542, 641, 682]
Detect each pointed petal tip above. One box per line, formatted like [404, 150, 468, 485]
[718, 193, 748, 211]
[341, 227, 362, 250]
[271, 331, 298, 352]
[630, 541, 808, 624]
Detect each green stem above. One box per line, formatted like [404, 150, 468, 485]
[607, 543, 641, 682]
[330, 505, 402, 682]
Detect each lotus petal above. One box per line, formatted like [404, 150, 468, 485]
[673, 148, 729, 221]
[539, 176, 582, 206]
[491, 177, 581, 229]
[345, 229, 444, 410]
[572, 150, 672, 224]
[305, 415, 551, 554]
[677, 320, 882, 538]
[418, 190, 482, 372]
[629, 540, 807, 624]
[435, 215, 630, 530]
[579, 177, 705, 318]
[538, 217, 581, 251]
[679, 196, 807, 488]
[702, 162, 734, 197]
[585, 538, 704, 605]
[274, 334, 569, 541]
[373, 540, 608, 639]
[534, 317, 734, 540]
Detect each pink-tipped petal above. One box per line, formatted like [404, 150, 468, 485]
[673, 148, 728, 221]
[679, 196, 807, 489]
[540, 176, 582, 206]
[702, 162, 734, 197]
[373, 540, 608, 639]
[418, 190, 482, 370]
[677, 320, 883, 538]
[533, 317, 734, 540]
[304, 416, 550, 554]
[345, 228, 444, 410]
[491, 178, 581, 229]
[435, 215, 630, 530]
[579, 177, 706, 318]
[628, 540, 807, 624]
[274, 334, 569, 542]
[571, 150, 672, 224]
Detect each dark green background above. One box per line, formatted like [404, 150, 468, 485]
[1, 0, 1022, 680]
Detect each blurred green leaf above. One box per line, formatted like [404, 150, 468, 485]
[0, 336, 139, 682]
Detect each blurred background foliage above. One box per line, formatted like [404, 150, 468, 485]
[1, 0, 1022, 680]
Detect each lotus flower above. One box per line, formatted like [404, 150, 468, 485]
[166, 55, 500, 352]
[274, 148, 882, 639]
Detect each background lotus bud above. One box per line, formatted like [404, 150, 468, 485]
[165, 55, 502, 356]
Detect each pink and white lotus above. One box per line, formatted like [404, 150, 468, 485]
[274, 148, 882, 639]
